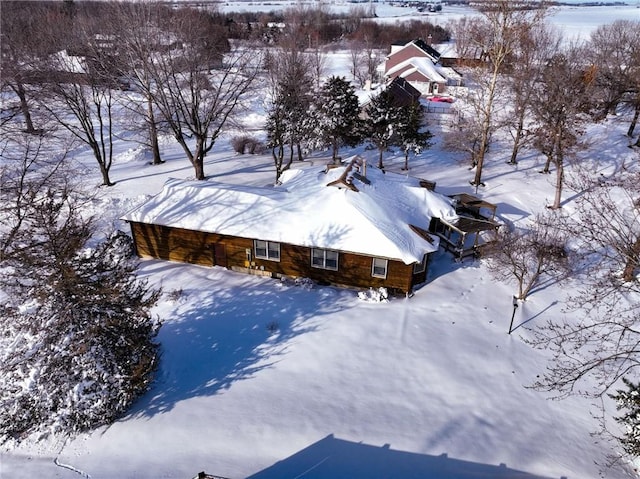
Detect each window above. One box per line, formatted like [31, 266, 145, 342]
[254, 240, 280, 261]
[371, 258, 388, 279]
[413, 254, 427, 274]
[311, 248, 339, 271]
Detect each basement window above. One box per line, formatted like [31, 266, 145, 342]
[371, 258, 388, 279]
[311, 248, 339, 271]
[254, 240, 280, 261]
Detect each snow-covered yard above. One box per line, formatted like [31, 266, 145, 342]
[2, 3, 640, 479]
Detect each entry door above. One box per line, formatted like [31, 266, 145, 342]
[213, 243, 227, 268]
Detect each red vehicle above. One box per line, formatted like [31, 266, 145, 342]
[428, 96, 454, 103]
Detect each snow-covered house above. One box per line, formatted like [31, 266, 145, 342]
[384, 39, 462, 95]
[121, 156, 460, 295]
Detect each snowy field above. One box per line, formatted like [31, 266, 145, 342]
[218, 1, 640, 40]
[2, 3, 640, 479]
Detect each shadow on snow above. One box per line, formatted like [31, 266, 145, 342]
[245, 434, 560, 479]
[127, 266, 353, 418]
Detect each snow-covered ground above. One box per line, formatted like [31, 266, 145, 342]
[219, 1, 640, 40]
[2, 4, 640, 479]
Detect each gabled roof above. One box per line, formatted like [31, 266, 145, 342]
[386, 77, 422, 107]
[390, 39, 441, 63]
[386, 56, 447, 84]
[121, 157, 458, 264]
[412, 38, 441, 62]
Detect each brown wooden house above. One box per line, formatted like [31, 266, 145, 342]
[121, 157, 460, 295]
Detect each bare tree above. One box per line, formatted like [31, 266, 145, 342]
[30, 6, 125, 187]
[0, 2, 55, 134]
[348, 33, 382, 88]
[109, 1, 176, 166]
[529, 171, 640, 399]
[451, 1, 548, 186]
[308, 40, 327, 91]
[446, 16, 485, 66]
[443, 104, 490, 175]
[146, 7, 259, 180]
[485, 214, 568, 301]
[530, 44, 594, 209]
[505, 24, 561, 165]
[0, 135, 76, 262]
[587, 20, 640, 126]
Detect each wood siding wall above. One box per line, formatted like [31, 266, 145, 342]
[129, 222, 427, 294]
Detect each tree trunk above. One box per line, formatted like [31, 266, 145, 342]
[97, 156, 114, 186]
[542, 139, 555, 173]
[551, 139, 564, 209]
[377, 147, 384, 169]
[192, 138, 206, 180]
[288, 142, 294, 168]
[627, 104, 639, 138]
[15, 82, 35, 134]
[508, 114, 525, 165]
[296, 142, 303, 161]
[403, 150, 409, 171]
[147, 96, 162, 165]
[472, 67, 499, 186]
[194, 158, 205, 181]
[273, 144, 284, 182]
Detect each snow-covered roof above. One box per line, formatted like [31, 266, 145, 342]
[389, 39, 441, 63]
[386, 56, 447, 84]
[121, 158, 458, 264]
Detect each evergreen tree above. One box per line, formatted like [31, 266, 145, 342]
[311, 76, 361, 163]
[0, 162, 160, 440]
[363, 90, 401, 170]
[610, 378, 640, 457]
[395, 101, 432, 171]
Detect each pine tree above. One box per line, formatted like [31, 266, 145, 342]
[610, 378, 640, 457]
[0, 175, 160, 441]
[395, 101, 432, 171]
[363, 90, 401, 170]
[311, 76, 361, 163]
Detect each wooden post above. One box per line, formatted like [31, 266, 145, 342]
[508, 296, 518, 334]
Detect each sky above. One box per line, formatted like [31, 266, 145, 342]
[1, 4, 640, 479]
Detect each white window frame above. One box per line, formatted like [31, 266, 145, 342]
[371, 258, 388, 279]
[413, 254, 427, 274]
[311, 248, 339, 271]
[254, 240, 281, 261]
